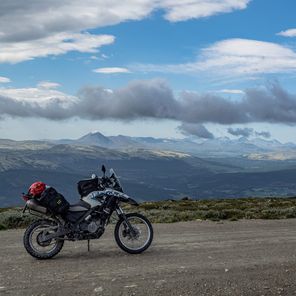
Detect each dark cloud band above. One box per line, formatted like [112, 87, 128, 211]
[177, 123, 214, 139]
[0, 80, 296, 127]
[228, 127, 254, 137]
[228, 127, 271, 139]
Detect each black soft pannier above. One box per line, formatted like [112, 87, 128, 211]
[77, 177, 99, 197]
[38, 187, 69, 215]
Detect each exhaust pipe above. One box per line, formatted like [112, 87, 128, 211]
[26, 199, 47, 214]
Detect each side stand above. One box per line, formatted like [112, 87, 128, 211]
[87, 239, 90, 252]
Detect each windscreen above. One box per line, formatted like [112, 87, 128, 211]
[110, 168, 123, 191]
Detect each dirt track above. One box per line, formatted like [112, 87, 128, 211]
[1, 219, 296, 296]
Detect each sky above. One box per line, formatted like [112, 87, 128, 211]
[1, 0, 296, 142]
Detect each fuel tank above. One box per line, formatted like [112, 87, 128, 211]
[82, 191, 106, 208]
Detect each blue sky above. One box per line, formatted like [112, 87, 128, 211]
[1, 0, 296, 142]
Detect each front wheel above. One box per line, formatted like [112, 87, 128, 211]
[114, 213, 153, 254]
[23, 219, 64, 259]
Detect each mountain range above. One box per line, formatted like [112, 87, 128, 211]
[1, 132, 296, 207]
[55, 131, 296, 158]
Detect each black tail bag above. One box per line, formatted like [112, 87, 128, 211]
[38, 187, 69, 215]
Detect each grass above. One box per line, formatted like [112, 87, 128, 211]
[0, 208, 37, 230]
[129, 197, 296, 223]
[2, 197, 296, 230]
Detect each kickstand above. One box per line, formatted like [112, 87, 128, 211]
[87, 239, 90, 252]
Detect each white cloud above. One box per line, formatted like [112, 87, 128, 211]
[159, 0, 250, 22]
[197, 39, 296, 75]
[100, 54, 109, 60]
[277, 28, 296, 37]
[93, 67, 131, 74]
[134, 38, 296, 78]
[0, 32, 115, 64]
[0, 1, 250, 63]
[217, 89, 244, 94]
[37, 81, 60, 89]
[89, 53, 109, 61]
[0, 76, 11, 83]
[0, 1, 251, 39]
[0, 84, 76, 106]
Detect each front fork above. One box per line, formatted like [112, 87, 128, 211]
[115, 207, 137, 237]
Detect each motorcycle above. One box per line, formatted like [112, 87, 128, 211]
[21, 165, 153, 259]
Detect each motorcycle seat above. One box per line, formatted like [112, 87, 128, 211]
[69, 200, 90, 212]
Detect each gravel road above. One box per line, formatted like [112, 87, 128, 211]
[1, 219, 296, 296]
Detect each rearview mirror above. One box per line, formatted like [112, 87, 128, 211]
[101, 165, 106, 175]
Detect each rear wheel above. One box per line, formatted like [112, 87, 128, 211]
[114, 213, 153, 254]
[23, 219, 64, 259]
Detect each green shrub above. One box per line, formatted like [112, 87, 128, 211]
[0, 223, 7, 230]
[0, 209, 36, 230]
[2, 197, 296, 228]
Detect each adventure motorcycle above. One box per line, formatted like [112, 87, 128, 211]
[21, 165, 153, 259]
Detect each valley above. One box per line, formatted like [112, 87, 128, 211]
[1, 132, 296, 207]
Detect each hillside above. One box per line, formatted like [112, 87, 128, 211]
[0, 140, 228, 206]
[1, 134, 296, 207]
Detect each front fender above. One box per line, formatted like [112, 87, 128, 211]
[104, 189, 139, 206]
[125, 197, 139, 206]
[118, 194, 139, 206]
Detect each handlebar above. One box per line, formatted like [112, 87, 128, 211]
[99, 167, 123, 192]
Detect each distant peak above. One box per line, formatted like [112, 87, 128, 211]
[79, 131, 106, 139]
[90, 130, 105, 136]
[77, 131, 112, 146]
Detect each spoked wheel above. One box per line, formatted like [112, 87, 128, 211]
[115, 213, 153, 254]
[23, 219, 64, 259]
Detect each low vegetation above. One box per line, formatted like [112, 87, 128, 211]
[127, 197, 296, 223]
[1, 197, 296, 230]
[0, 208, 37, 230]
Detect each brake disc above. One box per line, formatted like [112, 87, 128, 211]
[36, 232, 52, 247]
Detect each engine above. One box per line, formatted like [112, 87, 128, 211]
[78, 211, 105, 237]
[79, 219, 99, 232]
